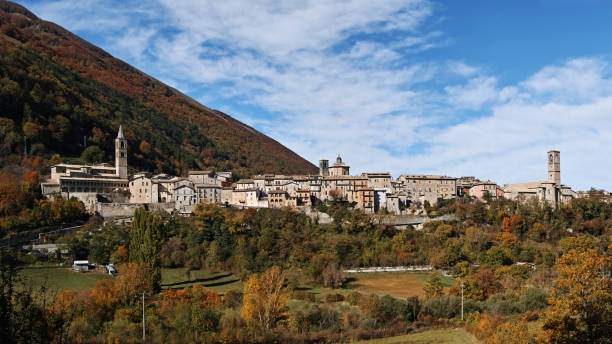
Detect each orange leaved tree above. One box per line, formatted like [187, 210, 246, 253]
[539, 247, 612, 343]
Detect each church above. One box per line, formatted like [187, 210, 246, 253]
[41, 126, 130, 210]
[503, 150, 575, 208]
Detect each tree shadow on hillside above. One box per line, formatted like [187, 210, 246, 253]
[161, 272, 233, 288]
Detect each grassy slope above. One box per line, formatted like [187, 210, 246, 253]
[345, 272, 456, 299]
[160, 267, 242, 295]
[19, 266, 112, 294]
[356, 328, 479, 344]
[18, 266, 241, 296]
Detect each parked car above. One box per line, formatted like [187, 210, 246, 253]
[105, 264, 116, 275]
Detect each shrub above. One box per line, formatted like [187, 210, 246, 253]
[324, 293, 345, 303]
[423, 295, 460, 319]
[518, 287, 548, 312]
[292, 290, 316, 302]
[485, 291, 520, 315]
[223, 289, 243, 309]
[347, 291, 362, 306]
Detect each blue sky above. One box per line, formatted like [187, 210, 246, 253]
[17, 0, 612, 190]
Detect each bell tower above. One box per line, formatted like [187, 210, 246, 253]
[547, 150, 560, 186]
[319, 159, 329, 176]
[115, 125, 128, 179]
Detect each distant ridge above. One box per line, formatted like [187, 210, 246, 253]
[0, 0, 317, 177]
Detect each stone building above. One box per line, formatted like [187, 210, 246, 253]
[328, 156, 350, 176]
[196, 184, 221, 204]
[398, 174, 457, 203]
[41, 126, 130, 211]
[188, 170, 218, 185]
[362, 172, 393, 190]
[468, 181, 504, 200]
[503, 150, 575, 208]
[354, 188, 375, 213]
[151, 174, 180, 203]
[320, 175, 368, 202]
[319, 159, 329, 176]
[236, 179, 255, 190]
[174, 184, 196, 213]
[457, 176, 480, 196]
[129, 173, 157, 203]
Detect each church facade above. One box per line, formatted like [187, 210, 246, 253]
[503, 150, 575, 208]
[41, 126, 130, 210]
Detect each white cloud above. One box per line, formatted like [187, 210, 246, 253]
[521, 58, 612, 102]
[444, 76, 498, 109]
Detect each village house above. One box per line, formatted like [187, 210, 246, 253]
[354, 187, 375, 213]
[188, 170, 218, 185]
[398, 174, 457, 205]
[129, 173, 157, 203]
[235, 179, 255, 190]
[362, 172, 393, 190]
[469, 181, 504, 200]
[173, 183, 196, 214]
[151, 174, 180, 203]
[456, 176, 480, 196]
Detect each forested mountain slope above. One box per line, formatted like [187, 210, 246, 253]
[0, 1, 317, 177]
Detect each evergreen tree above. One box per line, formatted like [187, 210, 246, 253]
[129, 208, 165, 291]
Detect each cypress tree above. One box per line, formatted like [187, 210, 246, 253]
[129, 208, 164, 291]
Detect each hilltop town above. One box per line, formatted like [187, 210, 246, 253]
[40, 126, 583, 220]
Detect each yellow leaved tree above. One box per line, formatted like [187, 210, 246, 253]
[241, 266, 289, 331]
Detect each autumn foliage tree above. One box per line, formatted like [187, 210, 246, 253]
[539, 247, 612, 343]
[241, 266, 289, 331]
[423, 271, 445, 299]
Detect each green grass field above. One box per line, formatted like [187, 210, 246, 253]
[345, 272, 456, 299]
[161, 267, 242, 295]
[18, 266, 242, 297]
[355, 328, 479, 344]
[19, 266, 112, 295]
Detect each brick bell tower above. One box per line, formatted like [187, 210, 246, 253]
[547, 150, 560, 186]
[115, 125, 128, 179]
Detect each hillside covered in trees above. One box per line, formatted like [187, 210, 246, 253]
[3, 194, 611, 343]
[0, 1, 317, 177]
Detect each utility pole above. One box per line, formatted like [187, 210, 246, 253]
[83, 135, 87, 149]
[461, 281, 464, 321]
[142, 292, 145, 342]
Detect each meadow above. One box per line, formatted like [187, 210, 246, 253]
[345, 272, 456, 298]
[18, 266, 241, 296]
[356, 328, 479, 344]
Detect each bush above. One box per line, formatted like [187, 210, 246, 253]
[423, 295, 460, 319]
[324, 293, 345, 303]
[346, 291, 362, 306]
[223, 289, 243, 309]
[485, 291, 520, 315]
[292, 290, 316, 302]
[484, 246, 512, 266]
[518, 287, 548, 312]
